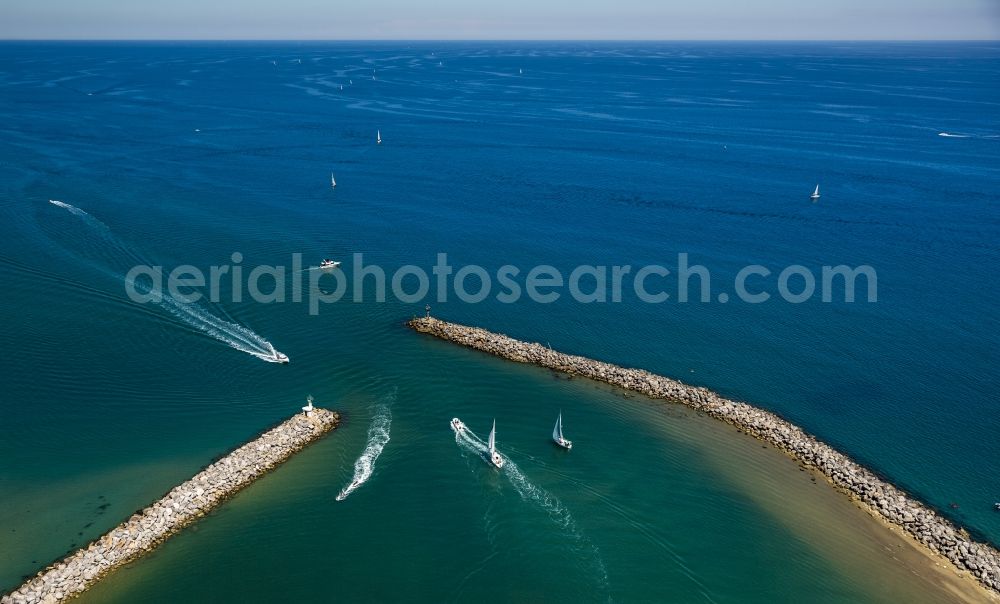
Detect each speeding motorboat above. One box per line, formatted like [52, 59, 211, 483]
[319, 259, 341, 269]
[450, 417, 467, 434]
[274, 351, 289, 363]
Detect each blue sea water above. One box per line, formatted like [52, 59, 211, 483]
[0, 41, 998, 602]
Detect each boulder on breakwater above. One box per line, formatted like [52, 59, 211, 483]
[2, 408, 339, 604]
[408, 316, 1000, 595]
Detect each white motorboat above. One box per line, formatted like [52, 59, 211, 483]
[319, 259, 341, 269]
[450, 417, 467, 434]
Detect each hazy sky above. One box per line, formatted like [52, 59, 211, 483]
[1, 0, 998, 40]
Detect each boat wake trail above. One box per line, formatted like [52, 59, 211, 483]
[453, 426, 611, 595]
[48, 199, 93, 219]
[937, 131, 999, 139]
[152, 285, 288, 363]
[455, 428, 571, 526]
[47, 200, 287, 363]
[336, 394, 393, 501]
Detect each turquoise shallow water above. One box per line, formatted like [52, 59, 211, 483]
[1, 42, 998, 602]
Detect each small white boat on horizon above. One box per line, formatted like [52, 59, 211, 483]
[810, 184, 821, 201]
[552, 411, 572, 450]
[487, 419, 504, 469]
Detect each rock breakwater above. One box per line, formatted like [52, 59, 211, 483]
[2, 408, 339, 604]
[409, 316, 999, 595]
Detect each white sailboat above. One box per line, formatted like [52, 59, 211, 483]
[330, 172, 337, 188]
[810, 184, 820, 201]
[487, 419, 504, 469]
[552, 411, 572, 449]
[377, 129, 382, 145]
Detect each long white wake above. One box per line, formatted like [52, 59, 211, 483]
[937, 132, 999, 139]
[452, 423, 610, 592]
[454, 426, 573, 526]
[49, 199, 92, 218]
[48, 200, 288, 363]
[336, 398, 393, 501]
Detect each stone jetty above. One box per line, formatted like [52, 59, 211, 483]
[409, 316, 1000, 595]
[2, 408, 339, 604]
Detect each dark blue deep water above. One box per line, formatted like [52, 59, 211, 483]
[0, 42, 998, 602]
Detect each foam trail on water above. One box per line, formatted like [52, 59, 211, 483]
[337, 396, 393, 501]
[453, 425, 611, 594]
[151, 285, 288, 363]
[48, 200, 287, 363]
[455, 428, 572, 525]
[49, 199, 93, 218]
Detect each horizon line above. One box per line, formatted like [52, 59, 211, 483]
[1, 38, 997, 43]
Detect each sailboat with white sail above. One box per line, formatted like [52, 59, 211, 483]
[377, 129, 382, 145]
[552, 411, 572, 449]
[810, 184, 820, 201]
[487, 419, 504, 469]
[330, 172, 337, 188]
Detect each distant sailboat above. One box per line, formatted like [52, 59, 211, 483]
[330, 172, 337, 188]
[377, 129, 382, 145]
[487, 419, 504, 469]
[810, 184, 821, 201]
[552, 412, 572, 450]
